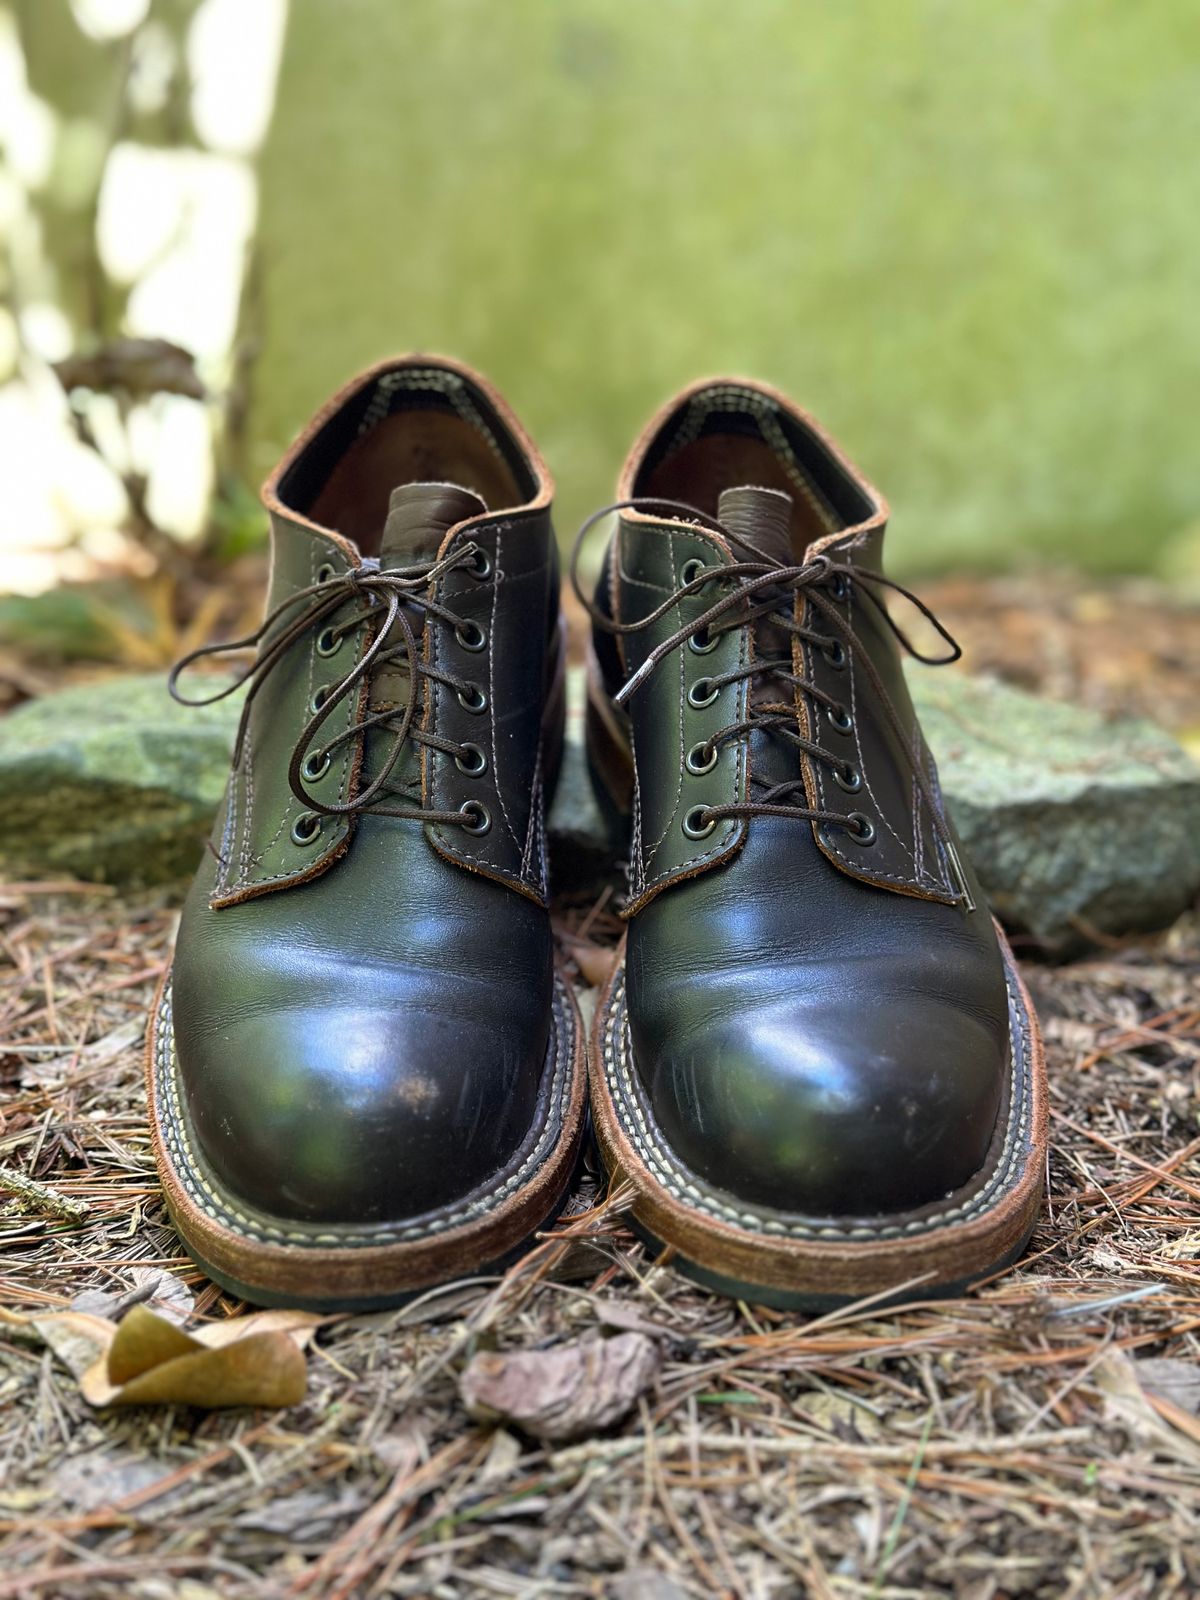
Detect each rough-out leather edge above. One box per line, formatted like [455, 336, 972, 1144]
[589, 927, 1047, 1298]
[145, 966, 587, 1303]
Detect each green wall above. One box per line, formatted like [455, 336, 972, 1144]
[254, 0, 1200, 573]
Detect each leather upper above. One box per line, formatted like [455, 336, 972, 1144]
[171, 356, 563, 1227]
[592, 377, 1011, 1217]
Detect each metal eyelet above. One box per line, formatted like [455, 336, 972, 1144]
[455, 620, 486, 652]
[467, 547, 491, 580]
[688, 627, 719, 656]
[310, 685, 332, 714]
[301, 750, 331, 782]
[291, 811, 322, 846]
[823, 639, 847, 670]
[687, 677, 720, 709]
[829, 572, 851, 601]
[680, 557, 707, 587]
[827, 703, 853, 735]
[845, 812, 876, 845]
[456, 683, 488, 714]
[459, 799, 492, 836]
[316, 562, 337, 584]
[685, 741, 718, 776]
[454, 742, 487, 776]
[832, 761, 862, 793]
[316, 626, 342, 658]
[682, 805, 717, 840]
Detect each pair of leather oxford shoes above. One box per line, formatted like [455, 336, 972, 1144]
[148, 355, 1046, 1311]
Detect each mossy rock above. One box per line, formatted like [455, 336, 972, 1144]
[0, 674, 238, 888]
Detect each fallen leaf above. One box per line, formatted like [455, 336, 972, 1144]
[31, 1311, 114, 1379]
[73, 1267, 194, 1326]
[461, 1332, 660, 1442]
[612, 1568, 689, 1600]
[29, 1304, 323, 1410]
[1095, 1351, 1200, 1463]
[1135, 1358, 1200, 1417]
[234, 1487, 366, 1536]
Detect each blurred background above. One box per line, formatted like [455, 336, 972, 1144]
[1, 0, 1198, 689]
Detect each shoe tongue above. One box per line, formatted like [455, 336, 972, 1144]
[717, 487, 798, 751]
[365, 483, 485, 759]
[717, 485, 795, 567]
[379, 481, 486, 568]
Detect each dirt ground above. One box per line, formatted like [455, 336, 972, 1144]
[1, 573, 1199, 1599]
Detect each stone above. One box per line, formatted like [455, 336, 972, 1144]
[0, 673, 238, 888]
[908, 669, 1200, 957]
[2, 668, 1198, 959]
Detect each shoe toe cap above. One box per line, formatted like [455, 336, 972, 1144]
[637, 991, 1007, 1217]
[173, 984, 549, 1228]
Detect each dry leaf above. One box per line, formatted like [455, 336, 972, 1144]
[1136, 1358, 1200, 1416]
[1095, 1350, 1200, 1463]
[72, 1267, 194, 1325]
[461, 1332, 660, 1442]
[30, 1303, 323, 1410]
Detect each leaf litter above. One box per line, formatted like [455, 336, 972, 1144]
[1, 574, 1200, 1596]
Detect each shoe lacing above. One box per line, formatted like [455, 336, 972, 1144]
[170, 544, 492, 832]
[571, 496, 973, 904]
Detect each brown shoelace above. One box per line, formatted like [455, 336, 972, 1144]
[170, 544, 495, 835]
[571, 497, 974, 907]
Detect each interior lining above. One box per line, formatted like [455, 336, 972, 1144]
[636, 383, 875, 556]
[278, 366, 534, 555]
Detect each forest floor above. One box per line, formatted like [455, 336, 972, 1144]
[1, 572, 1198, 1599]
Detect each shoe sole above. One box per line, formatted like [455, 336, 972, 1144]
[146, 967, 588, 1311]
[589, 929, 1047, 1310]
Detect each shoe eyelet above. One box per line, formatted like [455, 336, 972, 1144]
[301, 750, 331, 782]
[682, 805, 717, 840]
[456, 683, 488, 714]
[826, 703, 853, 735]
[829, 572, 851, 602]
[459, 799, 492, 836]
[467, 547, 491, 580]
[310, 685, 332, 714]
[845, 811, 876, 845]
[688, 627, 719, 656]
[680, 557, 707, 587]
[454, 742, 487, 776]
[316, 562, 337, 585]
[316, 626, 342, 658]
[685, 740, 718, 776]
[687, 677, 720, 709]
[291, 811, 322, 846]
[833, 761, 861, 793]
[823, 639, 847, 670]
[454, 619, 486, 652]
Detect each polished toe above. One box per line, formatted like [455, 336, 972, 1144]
[633, 976, 1005, 1216]
[626, 816, 1010, 1218]
[171, 825, 553, 1228]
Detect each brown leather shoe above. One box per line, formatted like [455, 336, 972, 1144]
[148, 356, 586, 1309]
[580, 377, 1046, 1307]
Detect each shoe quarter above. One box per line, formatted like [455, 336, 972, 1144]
[425, 511, 556, 903]
[616, 518, 751, 915]
[209, 516, 369, 908]
[796, 525, 961, 904]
